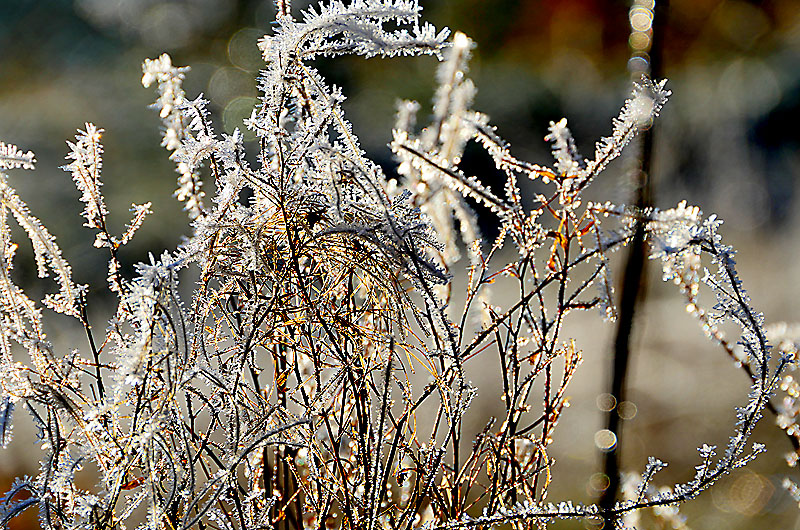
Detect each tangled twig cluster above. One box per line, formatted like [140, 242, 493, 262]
[0, 2, 793, 529]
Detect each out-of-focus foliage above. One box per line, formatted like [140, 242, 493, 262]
[1, 0, 799, 276]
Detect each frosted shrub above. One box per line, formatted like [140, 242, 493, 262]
[0, 1, 795, 529]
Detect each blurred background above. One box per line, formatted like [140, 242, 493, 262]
[1, 0, 799, 528]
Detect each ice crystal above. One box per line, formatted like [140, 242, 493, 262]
[143, 53, 206, 219]
[0, 142, 35, 171]
[64, 123, 108, 231]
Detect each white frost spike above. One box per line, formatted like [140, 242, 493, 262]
[265, 0, 450, 62]
[390, 30, 493, 273]
[0, 142, 35, 171]
[119, 202, 152, 246]
[143, 54, 206, 219]
[142, 54, 189, 121]
[64, 123, 108, 231]
[394, 100, 420, 135]
[0, 173, 81, 317]
[430, 30, 473, 130]
[544, 118, 582, 177]
[573, 77, 670, 195]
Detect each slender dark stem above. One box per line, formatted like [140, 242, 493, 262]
[600, 0, 669, 522]
[78, 290, 104, 402]
[598, 204, 646, 521]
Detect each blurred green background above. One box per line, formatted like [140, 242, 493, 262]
[1, 0, 799, 528]
[2, 0, 799, 277]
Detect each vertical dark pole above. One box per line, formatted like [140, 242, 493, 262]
[599, 0, 669, 526]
